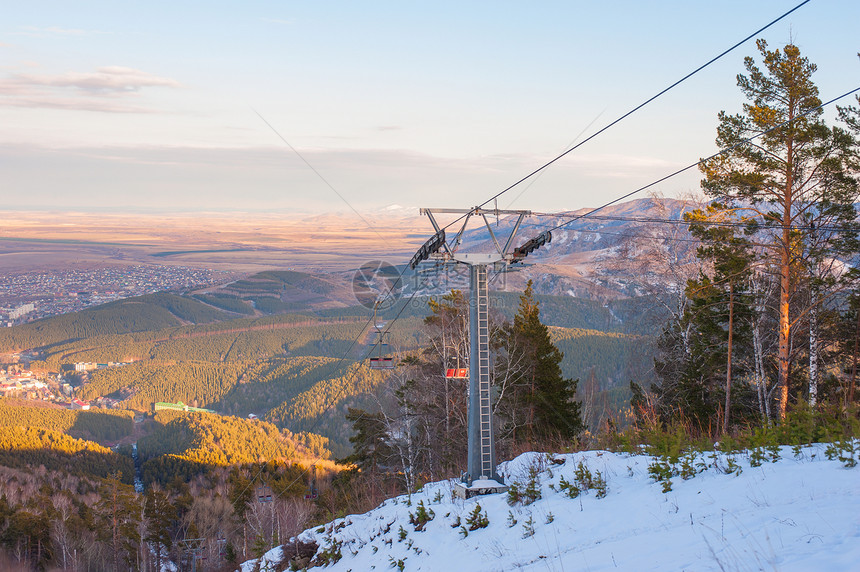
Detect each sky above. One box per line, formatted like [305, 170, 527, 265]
[1, 1, 859, 215]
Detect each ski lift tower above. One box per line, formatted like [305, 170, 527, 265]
[179, 537, 206, 572]
[410, 206, 551, 498]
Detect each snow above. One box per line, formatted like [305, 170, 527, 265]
[240, 546, 283, 572]
[238, 444, 859, 571]
[468, 479, 506, 489]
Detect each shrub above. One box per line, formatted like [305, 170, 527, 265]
[408, 500, 435, 531]
[465, 503, 489, 531]
[521, 516, 535, 539]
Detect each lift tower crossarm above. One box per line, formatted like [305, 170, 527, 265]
[418, 207, 531, 262]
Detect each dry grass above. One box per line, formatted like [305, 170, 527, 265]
[0, 210, 427, 273]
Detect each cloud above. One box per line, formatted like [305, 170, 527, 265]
[0, 143, 521, 211]
[474, 152, 679, 179]
[0, 143, 699, 214]
[0, 66, 180, 112]
[562, 153, 679, 179]
[0, 96, 155, 113]
[6, 66, 180, 93]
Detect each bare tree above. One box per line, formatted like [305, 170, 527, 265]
[608, 192, 706, 349]
[50, 494, 74, 571]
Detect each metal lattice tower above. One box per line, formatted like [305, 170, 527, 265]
[411, 207, 551, 495]
[179, 538, 206, 572]
[469, 263, 496, 482]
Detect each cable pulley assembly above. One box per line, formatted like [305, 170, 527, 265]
[512, 230, 552, 261]
[409, 229, 446, 269]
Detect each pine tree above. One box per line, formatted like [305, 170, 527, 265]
[344, 407, 391, 475]
[700, 40, 859, 419]
[498, 281, 583, 444]
[144, 488, 176, 572]
[95, 472, 140, 572]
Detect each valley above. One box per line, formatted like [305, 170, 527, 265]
[0, 199, 692, 570]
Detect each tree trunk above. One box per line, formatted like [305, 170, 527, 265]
[752, 278, 768, 422]
[777, 122, 795, 421]
[724, 283, 734, 434]
[850, 307, 859, 406]
[809, 291, 819, 407]
[778, 250, 791, 419]
[753, 320, 765, 419]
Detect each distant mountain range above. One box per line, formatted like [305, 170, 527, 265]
[0, 197, 700, 306]
[350, 197, 701, 304]
[125, 197, 698, 316]
[0, 197, 699, 455]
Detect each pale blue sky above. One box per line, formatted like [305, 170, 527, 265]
[1, 1, 858, 214]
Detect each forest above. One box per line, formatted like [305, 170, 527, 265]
[136, 411, 335, 485]
[0, 279, 656, 570]
[0, 401, 339, 571]
[0, 400, 134, 443]
[1, 271, 647, 455]
[633, 41, 860, 434]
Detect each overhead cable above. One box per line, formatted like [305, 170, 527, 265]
[437, 0, 815, 235]
[541, 86, 860, 236]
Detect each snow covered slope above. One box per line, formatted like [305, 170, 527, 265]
[241, 444, 859, 571]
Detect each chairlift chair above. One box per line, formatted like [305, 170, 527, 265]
[369, 356, 395, 370]
[445, 367, 469, 379]
[368, 304, 396, 370]
[256, 486, 272, 503]
[305, 464, 319, 500]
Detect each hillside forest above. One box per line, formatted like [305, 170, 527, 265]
[0, 272, 652, 570]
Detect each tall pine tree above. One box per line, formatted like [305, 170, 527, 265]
[497, 281, 583, 445]
[700, 40, 859, 419]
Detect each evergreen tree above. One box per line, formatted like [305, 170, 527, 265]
[343, 407, 390, 475]
[834, 293, 860, 407]
[686, 204, 756, 431]
[144, 488, 176, 572]
[498, 281, 583, 444]
[95, 472, 140, 572]
[699, 40, 859, 419]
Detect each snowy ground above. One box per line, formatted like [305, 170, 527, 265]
[240, 443, 859, 571]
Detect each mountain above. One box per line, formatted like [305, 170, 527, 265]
[447, 197, 699, 300]
[239, 443, 859, 571]
[0, 292, 233, 352]
[137, 410, 334, 486]
[1, 282, 659, 454]
[175, 197, 701, 307]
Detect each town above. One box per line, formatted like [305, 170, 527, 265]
[0, 264, 231, 325]
[0, 358, 129, 410]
